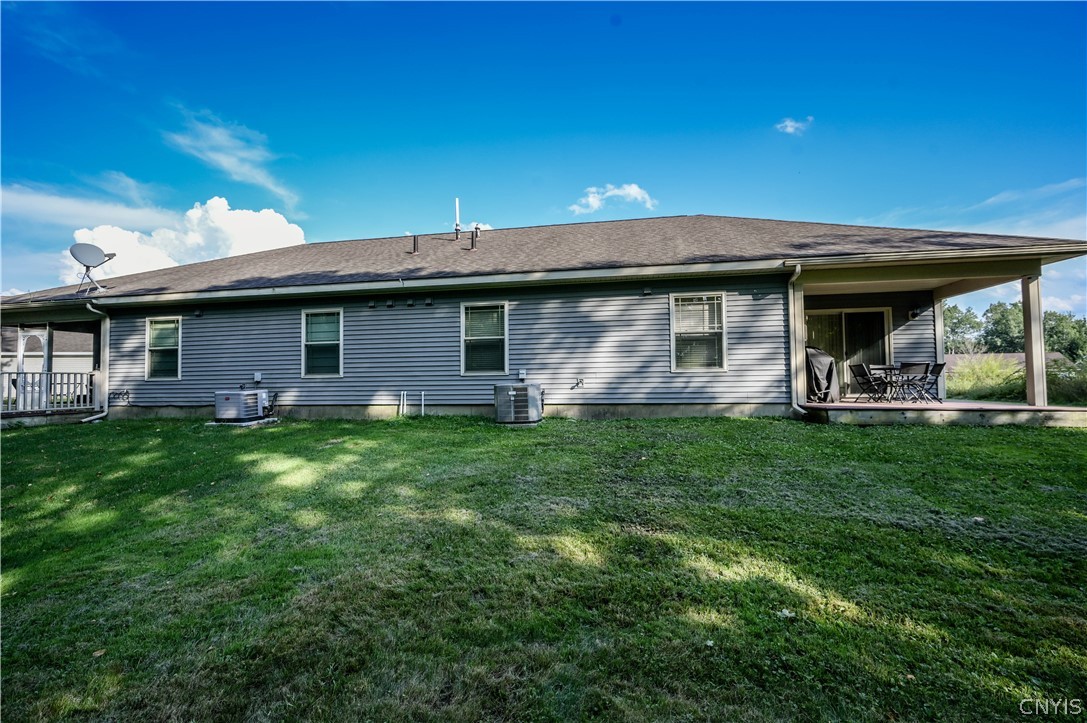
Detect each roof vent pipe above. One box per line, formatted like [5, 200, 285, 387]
[411, 235, 419, 254]
[470, 227, 478, 251]
[455, 197, 461, 241]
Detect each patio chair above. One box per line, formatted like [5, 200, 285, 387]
[896, 362, 930, 402]
[919, 362, 945, 402]
[849, 364, 888, 402]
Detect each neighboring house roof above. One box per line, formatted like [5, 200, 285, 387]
[4, 214, 1084, 306]
[0, 327, 95, 354]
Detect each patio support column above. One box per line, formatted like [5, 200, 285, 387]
[38, 326, 53, 410]
[789, 275, 807, 408]
[95, 314, 110, 412]
[934, 300, 947, 400]
[1021, 275, 1047, 407]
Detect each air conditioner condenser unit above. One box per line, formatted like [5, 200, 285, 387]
[214, 389, 270, 423]
[494, 384, 543, 425]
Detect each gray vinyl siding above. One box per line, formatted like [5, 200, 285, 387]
[805, 291, 937, 364]
[107, 275, 791, 407]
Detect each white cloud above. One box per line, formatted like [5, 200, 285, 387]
[863, 182, 1086, 318]
[84, 171, 158, 207]
[164, 109, 300, 214]
[2, 184, 178, 230]
[775, 116, 814, 135]
[955, 212, 1087, 241]
[61, 226, 180, 284]
[8, 3, 124, 78]
[58, 197, 305, 284]
[970, 178, 1086, 209]
[569, 183, 659, 215]
[1044, 294, 1085, 313]
[858, 179, 1086, 241]
[1, 288, 28, 297]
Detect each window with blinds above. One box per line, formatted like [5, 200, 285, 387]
[672, 294, 726, 370]
[303, 309, 342, 376]
[462, 303, 507, 374]
[146, 317, 181, 379]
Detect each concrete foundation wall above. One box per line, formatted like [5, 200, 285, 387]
[104, 402, 798, 421]
[809, 407, 1086, 427]
[0, 410, 93, 429]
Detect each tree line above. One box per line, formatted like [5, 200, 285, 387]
[944, 302, 1087, 361]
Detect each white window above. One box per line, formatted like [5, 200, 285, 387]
[461, 302, 507, 374]
[146, 317, 181, 379]
[302, 309, 343, 377]
[671, 293, 726, 371]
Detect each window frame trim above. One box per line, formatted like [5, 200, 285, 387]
[145, 316, 182, 381]
[669, 291, 728, 373]
[301, 307, 345, 378]
[460, 301, 509, 376]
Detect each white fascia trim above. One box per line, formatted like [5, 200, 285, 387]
[49, 259, 790, 308]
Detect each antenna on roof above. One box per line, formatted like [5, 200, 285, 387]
[69, 243, 116, 295]
[455, 197, 461, 240]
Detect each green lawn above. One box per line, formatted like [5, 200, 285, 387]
[2, 416, 1085, 721]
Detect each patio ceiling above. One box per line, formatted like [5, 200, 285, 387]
[797, 254, 1073, 300]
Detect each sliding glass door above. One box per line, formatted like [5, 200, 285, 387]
[806, 310, 891, 396]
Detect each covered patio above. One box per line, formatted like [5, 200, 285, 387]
[1, 313, 105, 425]
[787, 244, 1085, 424]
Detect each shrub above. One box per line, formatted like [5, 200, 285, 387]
[946, 355, 1087, 406]
[1048, 357, 1087, 406]
[946, 354, 1024, 401]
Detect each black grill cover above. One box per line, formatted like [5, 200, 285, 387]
[805, 346, 840, 403]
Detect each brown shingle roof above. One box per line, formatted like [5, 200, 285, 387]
[4, 214, 1083, 304]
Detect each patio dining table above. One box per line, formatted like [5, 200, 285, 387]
[867, 363, 932, 402]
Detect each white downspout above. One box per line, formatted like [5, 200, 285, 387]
[81, 302, 110, 422]
[786, 264, 806, 418]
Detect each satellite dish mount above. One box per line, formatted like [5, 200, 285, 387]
[69, 243, 116, 294]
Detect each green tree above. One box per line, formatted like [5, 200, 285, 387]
[1044, 310, 1087, 361]
[980, 301, 1023, 353]
[943, 303, 983, 353]
[977, 301, 1087, 361]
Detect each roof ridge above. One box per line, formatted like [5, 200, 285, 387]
[318, 213, 701, 247]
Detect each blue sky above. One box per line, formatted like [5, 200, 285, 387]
[2, 1, 1085, 316]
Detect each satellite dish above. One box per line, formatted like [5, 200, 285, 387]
[69, 242, 116, 294]
[70, 243, 109, 267]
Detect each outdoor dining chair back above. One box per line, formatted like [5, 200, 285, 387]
[897, 362, 930, 402]
[849, 364, 888, 402]
[921, 362, 945, 402]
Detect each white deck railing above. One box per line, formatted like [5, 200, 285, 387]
[1, 372, 97, 413]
